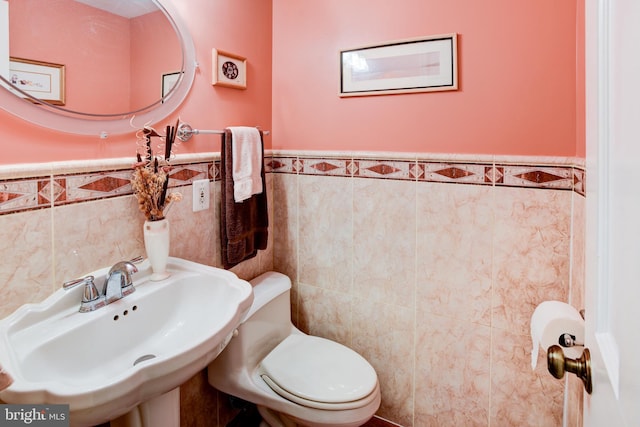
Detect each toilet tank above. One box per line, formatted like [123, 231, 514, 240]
[216, 271, 296, 371]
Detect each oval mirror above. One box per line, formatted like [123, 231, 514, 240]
[0, 0, 195, 136]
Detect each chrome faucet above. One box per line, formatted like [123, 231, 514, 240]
[103, 261, 138, 304]
[63, 259, 140, 312]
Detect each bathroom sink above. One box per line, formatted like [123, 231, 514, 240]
[0, 257, 253, 426]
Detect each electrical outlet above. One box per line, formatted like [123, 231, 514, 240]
[192, 179, 210, 212]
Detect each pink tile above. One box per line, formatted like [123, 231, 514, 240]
[0, 209, 54, 318]
[353, 178, 416, 308]
[272, 174, 299, 323]
[415, 309, 491, 427]
[167, 182, 216, 266]
[490, 328, 564, 426]
[298, 284, 351, 344]
[416, 182, 493, 325]
[492, 187, 571, 335]
[352, 298, 415, 427]
[0, 153, 587, 427]
[570, 194, 586, 310]
[298, 175, 353, 292]
[53, 197, 145, 285]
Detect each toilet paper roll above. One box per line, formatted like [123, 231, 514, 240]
[530, 301, 584, 369]
[0, 363, 14, 391]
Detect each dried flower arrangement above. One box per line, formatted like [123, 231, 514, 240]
[131, 121, 183, 221]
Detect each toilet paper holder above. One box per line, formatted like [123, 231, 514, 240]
[547, 345, 592, 394]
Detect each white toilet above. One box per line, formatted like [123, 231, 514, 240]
[208, 271, 381, 427]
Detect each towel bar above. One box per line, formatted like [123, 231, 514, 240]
[177, 122, 270, 142]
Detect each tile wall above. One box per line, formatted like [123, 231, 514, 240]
[270, 152, 586, 427]
[0, 151, 585, 427]
[0, 154, 273, 426]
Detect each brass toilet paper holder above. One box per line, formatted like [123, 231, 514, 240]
[547, 344, 592, 394]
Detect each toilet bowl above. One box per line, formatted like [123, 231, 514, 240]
[208, 272, 381, 427]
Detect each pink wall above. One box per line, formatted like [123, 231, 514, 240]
[272, 0, 583, 156]
[0, 0, 272, 165]
[9, 0, 130, 114]
[130, 11, 181, 111]
[1, 0, 584, 164]
[575, 0, 586, 158]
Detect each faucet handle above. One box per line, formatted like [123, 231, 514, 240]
[80, 276, 100, 302]
[63, 274, 94, 290]
[79, 276, 105, 313]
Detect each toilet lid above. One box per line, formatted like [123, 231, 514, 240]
[258, 334, 378, 405]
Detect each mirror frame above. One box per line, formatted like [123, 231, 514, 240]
[0, 0, 196, 137]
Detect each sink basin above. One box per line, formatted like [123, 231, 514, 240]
[0, 257, 253, 426]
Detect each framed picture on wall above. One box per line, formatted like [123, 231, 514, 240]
[340, 34, 458, 97]
[162, 71, 182, 100]
[212, 49, 247, 89]
[8, 57, 65, 105]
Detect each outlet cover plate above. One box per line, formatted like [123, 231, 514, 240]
[192, 179, 210, 212]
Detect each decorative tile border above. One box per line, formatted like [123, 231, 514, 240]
[0, 153, 586, 216]
[0, 161, 214, 216]
[271, 154, 585, 193]
[495, 164, 574, 190]
[267, 156, 299, 174]
[573, 167, 586, 196]
[420, 162, 491, 185]
[300, 157, 353, 177]
[0, 176, 50, 213]
[57, 169, 134, 206]
[355, 159, 416, 181]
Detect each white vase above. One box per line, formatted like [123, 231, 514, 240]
[143, 218, 171, 281]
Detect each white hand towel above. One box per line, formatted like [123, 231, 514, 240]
[229, 126, 263, 203]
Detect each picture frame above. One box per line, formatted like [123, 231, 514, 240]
[162, 71, 182, 100]
[340, 34, 458, 97]
[212, 49, 247, 89]
[9, 57, 65, 105]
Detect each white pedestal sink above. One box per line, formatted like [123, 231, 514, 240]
[0, 257, 253, 427]
[110, 388, 180, 427]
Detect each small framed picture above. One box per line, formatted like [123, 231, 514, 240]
[212, 49, 247, 89]
[162, 71, 182, 100]
[340, 34, 458, 97]
[9, 57, 65, 105]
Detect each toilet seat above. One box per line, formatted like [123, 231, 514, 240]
[258, 334, 378, 410]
